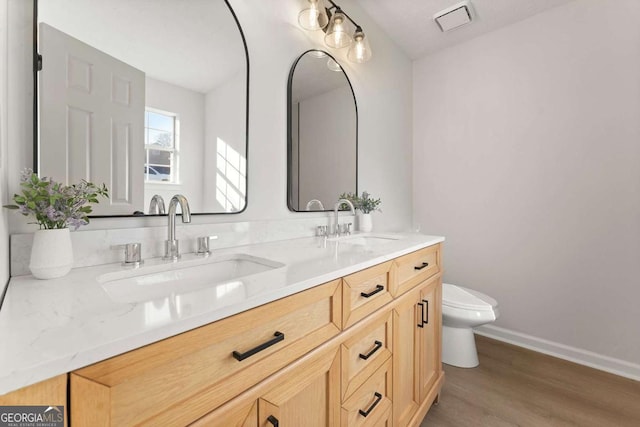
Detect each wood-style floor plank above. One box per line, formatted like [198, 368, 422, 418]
[421, 335, 640, 426]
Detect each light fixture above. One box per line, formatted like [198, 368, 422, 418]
[326, 58, 342, 72]
[298, 0, 372, 63]
[324, 7, 353, 48]
[309, 50, 328, 58]
[298, 0, 329, 31]
[347, 26, 372, 63]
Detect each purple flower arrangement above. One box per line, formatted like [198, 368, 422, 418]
[4, 169, 109, 230]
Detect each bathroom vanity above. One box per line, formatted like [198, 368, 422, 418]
[0, 234, 444, 426]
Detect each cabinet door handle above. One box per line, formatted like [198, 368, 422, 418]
[414, 262, 429, 270]
[417, 302, 425, 328]
[232, 331, 285, 361]
[360, 284, 384, 298]
[267, 415, 279, 427]
[359, 392, 383, 417]
[359, 340, 383, 360]
[422, 299, 429, 325]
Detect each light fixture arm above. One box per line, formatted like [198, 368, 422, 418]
[325, 0, 362, 32]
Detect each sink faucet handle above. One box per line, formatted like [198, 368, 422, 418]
[196, 235, 218, 256]
[111, 243, 143, 266]
[316, 225, 328, 237]
[346, 223, 352, 235]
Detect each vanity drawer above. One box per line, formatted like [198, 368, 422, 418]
[342, 261, 394, 328]
[391, 244, 441, 297]
[341, 311, 393, 401]
[71, 279, 341, 427]
[341, 358, 393, 427]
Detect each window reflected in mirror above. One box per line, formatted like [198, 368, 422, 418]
[35, 0, 248, 216]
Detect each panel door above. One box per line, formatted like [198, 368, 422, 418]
[190, 398, 257, 427]
[39, 23, 145, 215]
[392, 288, 422, 427]
[418, 276, 442, 402]
[258, 346, 341, 427]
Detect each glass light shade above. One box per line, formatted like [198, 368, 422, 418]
[309, 50, 328, 58]
[347, 29, 372, 63]
[326, 58, 342, 72]
[298, 0, 329, 31]
[324, 9, 353, 48]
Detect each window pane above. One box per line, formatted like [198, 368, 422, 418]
[145, 163, 171, 182]
[144, 109, 177, 184]
[148, 129, 173, 148]
[149, 149, 171, 167]
[147, 111, 174, 132]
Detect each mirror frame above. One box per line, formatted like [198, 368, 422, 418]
[287, 49, 358, 212]
[32, 0, 251, 217]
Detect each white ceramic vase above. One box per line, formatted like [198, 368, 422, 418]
[29, 228, 74, 279]
[359, 213, 373, 232]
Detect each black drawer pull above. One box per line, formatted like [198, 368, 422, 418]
[417, 302, 425, 328]
[359, 392, 383, 417]
[359, 340, 383, 360]
[414, 262, 429, 270]
[232, 331, 284, 361]
[267, 415, 279, 427]
[360, 284, 384, 298]
[422, 299, 429, 325]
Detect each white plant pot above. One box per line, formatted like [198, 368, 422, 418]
[29, 228, 74, 279]
[359, 213, 373, 232]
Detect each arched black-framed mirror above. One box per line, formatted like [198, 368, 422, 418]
[287, 50, 358, 212]
[33, 0, 249, 217]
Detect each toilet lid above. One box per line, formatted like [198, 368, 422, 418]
[442, 283, 497, 311]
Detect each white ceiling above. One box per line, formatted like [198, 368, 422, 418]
[353, 0, 575, 59]
[39, 0, 245, 93]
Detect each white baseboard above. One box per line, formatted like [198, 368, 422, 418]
[474, 325, 640, 382]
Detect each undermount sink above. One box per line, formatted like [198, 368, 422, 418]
[328, 234, 402, 246]
[99, 253, 284, 304]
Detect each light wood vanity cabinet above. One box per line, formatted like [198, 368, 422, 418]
[191, 344, 341, 427]
[0, 375, 68, 427]
[71, 280, 341, 426]
[392, 275, 443, 427]
[342, 261, 394, 328]
[70, 243, 443, 427]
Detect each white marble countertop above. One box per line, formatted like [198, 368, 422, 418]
[0, 232, 444, 395]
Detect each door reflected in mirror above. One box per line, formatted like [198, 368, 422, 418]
[287, 50, 357, 212]
[36, 0, 248, 216]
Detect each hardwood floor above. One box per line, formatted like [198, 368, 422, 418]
[421, 335, 640, 427]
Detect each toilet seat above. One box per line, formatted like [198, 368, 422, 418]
[443, 283, 497, 311]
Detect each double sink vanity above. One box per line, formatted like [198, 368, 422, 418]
[0, 232, 444, 426]
[8, 2, 441, 424]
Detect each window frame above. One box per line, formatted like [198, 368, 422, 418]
[144, 107, 180, 185]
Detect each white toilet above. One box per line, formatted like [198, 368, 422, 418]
[442, 283, 499, 368]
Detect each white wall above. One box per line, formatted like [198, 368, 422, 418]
[203, 72, 246, 213]
[2, 1, 413, 236]
[0, 0, 9, 300]
[298, 85, 356, 209]
[145, 77, 205, 213]
[413, 0, 640, 367]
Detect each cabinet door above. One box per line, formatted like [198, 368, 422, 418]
[392, 287, 421, 427]
[258, 346, 341, 427]
[0, 375, 68, 427]
[190, 398, 257, 427]
[418, 276, 442, 402]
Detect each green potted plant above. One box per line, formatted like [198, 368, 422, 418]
[4, 169, 108, 279]
[338, 191, 381, 232]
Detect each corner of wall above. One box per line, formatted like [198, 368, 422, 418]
[0, 0, 10, 299]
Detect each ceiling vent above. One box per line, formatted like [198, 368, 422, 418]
[434, 1, 474, 32]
